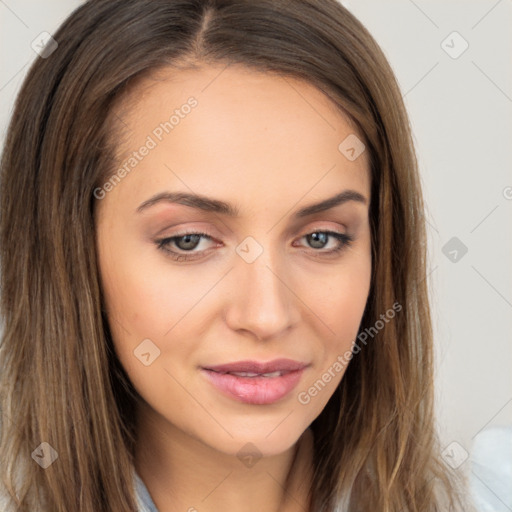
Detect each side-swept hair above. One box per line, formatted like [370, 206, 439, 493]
[0, 0, 472, 510]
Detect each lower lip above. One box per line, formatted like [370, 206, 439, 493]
[201, 368, 305, 405]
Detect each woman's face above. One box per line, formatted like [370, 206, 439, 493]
[96, 64, 372, 458]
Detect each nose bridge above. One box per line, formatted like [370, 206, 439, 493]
[225, 237, 297, 340]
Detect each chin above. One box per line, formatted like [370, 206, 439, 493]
[192, 413, 311, 458]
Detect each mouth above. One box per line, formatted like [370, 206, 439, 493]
[201, 359, 309, 405]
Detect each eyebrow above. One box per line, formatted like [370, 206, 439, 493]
[136, 189, 367, 217]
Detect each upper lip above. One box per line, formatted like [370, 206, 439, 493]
[203, 358, 308, 374]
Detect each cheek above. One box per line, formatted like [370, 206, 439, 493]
[99, 231, 216, 341]
[328, 274, 370, 343]
[97, 236, 222, 398]
[302, 254, 371, 339]
[99, 220, 371, 372]
[293, 262, 370, 412]
[295, 249, 371, 379]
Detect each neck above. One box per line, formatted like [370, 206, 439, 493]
[134, 402, 314, 512]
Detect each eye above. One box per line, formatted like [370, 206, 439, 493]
[155, 229, 354, 262]
[296, 230, 354, 255]
[155, 231, 218, 262]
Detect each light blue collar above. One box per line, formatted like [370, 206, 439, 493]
[133, 469, 159, 512]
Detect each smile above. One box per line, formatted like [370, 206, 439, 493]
[201, 359, 309, 405]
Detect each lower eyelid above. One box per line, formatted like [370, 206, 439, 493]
[157, 230, 352, 258]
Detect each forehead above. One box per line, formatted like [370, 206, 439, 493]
[100, 63, 370, 218]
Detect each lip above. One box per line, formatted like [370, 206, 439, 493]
[201, 359, 309, 405]
[204, 358, 307, 374]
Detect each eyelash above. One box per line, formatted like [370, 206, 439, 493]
[155, 229, 354, 262]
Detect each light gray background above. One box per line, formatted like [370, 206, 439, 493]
[1, 0, 511, 498]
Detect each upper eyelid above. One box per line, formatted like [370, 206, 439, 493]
[163, 222, 349, 239]
[163, 228, 349, 247]
[166, 228, 346, 238]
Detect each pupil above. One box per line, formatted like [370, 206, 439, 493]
[177, 234, 201, 250]
[308, 232, 327, 249]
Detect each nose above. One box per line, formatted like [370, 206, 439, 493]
[224, 246, 299, 341]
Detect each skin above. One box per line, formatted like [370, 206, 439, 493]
[95, 63, 372, 512]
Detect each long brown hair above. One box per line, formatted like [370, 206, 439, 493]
[0, 0, 472, 510]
